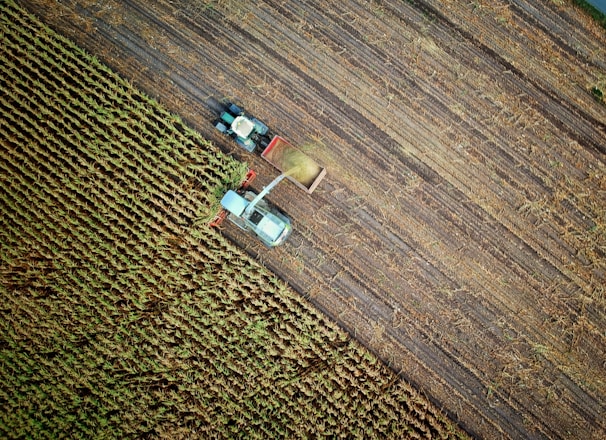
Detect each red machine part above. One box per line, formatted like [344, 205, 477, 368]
[241, 169, 256, 188]
[209, 169, 257, 227]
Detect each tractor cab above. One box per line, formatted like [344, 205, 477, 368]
[231, 116, 255, 139]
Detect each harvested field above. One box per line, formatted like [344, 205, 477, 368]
[0, 1, 465, 438]
[13, 0, 606, 438]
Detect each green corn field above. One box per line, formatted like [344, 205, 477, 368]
[0, 1, 466, 438]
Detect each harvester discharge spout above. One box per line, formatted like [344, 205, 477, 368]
[244, 168, 299, 217]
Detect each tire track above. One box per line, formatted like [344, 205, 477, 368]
[399, 0, 606, 156]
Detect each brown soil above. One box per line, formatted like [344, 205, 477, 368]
[18, 0, 606, 438]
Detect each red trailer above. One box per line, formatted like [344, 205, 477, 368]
[261, 136, 326, 194]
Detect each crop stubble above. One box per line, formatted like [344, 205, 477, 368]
[15, 0, 606, 439]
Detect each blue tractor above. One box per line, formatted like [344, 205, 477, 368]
[214, 103, 272, 153]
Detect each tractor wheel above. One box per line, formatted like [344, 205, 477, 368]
[227, 103, 243, 116]
[214, 121, 228, 133]
[251, 118, 269, 135]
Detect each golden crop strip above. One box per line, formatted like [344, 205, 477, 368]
[0, 1, 467, 438]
